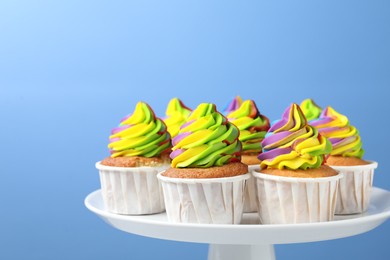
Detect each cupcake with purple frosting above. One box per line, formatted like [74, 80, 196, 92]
[253, 103, 342, 224]
[310, 106, 378, 214]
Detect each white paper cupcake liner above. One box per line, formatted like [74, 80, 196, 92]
[331, 161, 378, 215]
[96, 162, 169, 215]
[253, 171, 342, 224]
[157, 172, 251, 224]
[243, 165, 261, 213]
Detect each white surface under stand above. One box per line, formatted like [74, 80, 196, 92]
[85, 187, 390, 260]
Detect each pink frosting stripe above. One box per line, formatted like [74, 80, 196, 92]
[172, 132, 191, 146]
[109, 137, 121, 143]
[329, 138, 343, 145]
[120, 114, 131, 123]
[261, 131, 291, 147]
[310, 117, 332, 127]
[170, 148, 185, 159]
[258, 147, 292, 161]
[180, 120, 194, 130]
[224, 99, 241, 114]
[111, 124, 131, 134]
[317, 126, 340, 134]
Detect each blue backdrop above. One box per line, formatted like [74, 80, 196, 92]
[1, 0, 389, 259]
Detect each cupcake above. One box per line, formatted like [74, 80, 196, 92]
[254, 103, 342, 224]
[157, 103, 250, 224]
[96, 101, 171, 215]
[226, 99, 270, 212]
[299, 98, 322, 121]
[163, 97, 192, 138]
[310, 106, 378, 214]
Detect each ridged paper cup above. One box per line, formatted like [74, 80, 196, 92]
[157, 172, 251, 224]
[330, 161, 378, 215]
[96, 162, 169, 215]
[243, 165, 261, 213]
[253, 170, 343, 224]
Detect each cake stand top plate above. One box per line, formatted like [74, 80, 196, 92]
[85, 187, 390, 245]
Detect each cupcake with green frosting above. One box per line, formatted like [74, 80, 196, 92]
[253, 103, 342, 224]
[226, 99, 270, 212]
[96, 101, 171, 215]
[158, 103, 250, 224]
[310, 106, 378, 214]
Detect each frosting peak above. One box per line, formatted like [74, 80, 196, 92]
[164, 98, 192, 138]
[170, 103, 242, 168]
[223, 96, 243, 115]
[300, 98, 322, 121]
[258, 103, 332, 170]
[108, 102, 171, 158]
[310, 106, 364, 158]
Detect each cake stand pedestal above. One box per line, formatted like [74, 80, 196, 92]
[85, 187, 390, 260]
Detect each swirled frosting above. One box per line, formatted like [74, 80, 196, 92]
[108, 102, 171, 158]
[163, 98, 192, 138]
[310, 106, 364, 158]
[258, 104, 332, 170]
[170, 103, 242, 168]
[223, 96, 243, 115]
[300, 98, 322, 121]
[227, 100, 270, 155]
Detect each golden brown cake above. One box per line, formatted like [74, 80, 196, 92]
[101, 154, 171, 167]
[326, 155, 369, 166]
[260, 165, 338, 178]
[241, 154, 261, 165]
[163, 162, 248, 179]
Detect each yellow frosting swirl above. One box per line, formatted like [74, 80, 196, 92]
[258, 104, 332, 170]
[310, 106, 364, 158]
[163, 98, 192, 138]
[108, 102, 171, 158]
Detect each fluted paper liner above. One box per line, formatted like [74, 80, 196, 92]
[243, 165, 260, 213]
[331, 161, 378, 215]
[96, 162, 169, 215]
[158, 172, 251, 224]
[253, 171, 342, 224]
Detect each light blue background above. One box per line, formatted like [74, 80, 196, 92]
[1, 0, 389, 259]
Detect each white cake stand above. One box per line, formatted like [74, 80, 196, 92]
[85, 187, 390, 260]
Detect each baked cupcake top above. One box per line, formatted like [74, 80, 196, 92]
[300, 98, 322, 121]
[226, 99, 270, 156]
[108, 101, 171, 158]
[163, 98, 192, 138]
[310, 106, 364, 158]
[170, 103, 242, 168]
[258, 103, 332, 170]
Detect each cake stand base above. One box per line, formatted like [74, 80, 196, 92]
[208, 244, 275, 260]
